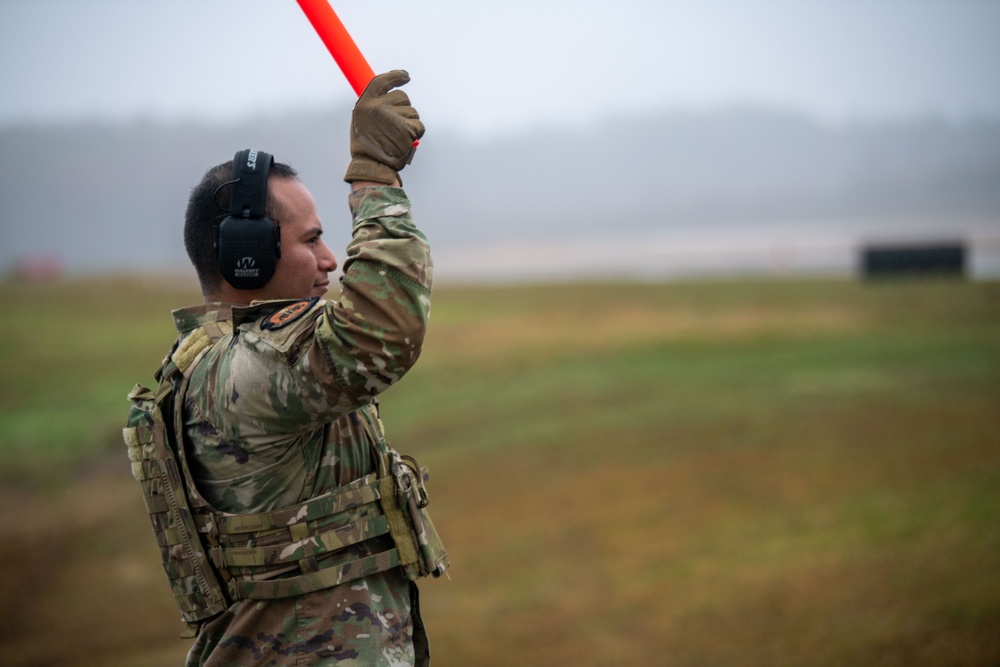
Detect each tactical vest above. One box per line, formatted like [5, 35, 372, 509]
[123, 319, 449, 637]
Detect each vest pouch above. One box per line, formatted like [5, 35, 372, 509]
[359, 404, 450, 581]
[401, 458, 450, 579]
[379, 450, 450, 581]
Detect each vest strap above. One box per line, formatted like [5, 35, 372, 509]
[205, 472, 381, 536]
[220, 515, 392, 568]
[237, 549, 402, 600]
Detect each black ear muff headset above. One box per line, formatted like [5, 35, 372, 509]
[215, 148, 280, 290]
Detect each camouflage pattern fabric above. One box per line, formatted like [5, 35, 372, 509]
[167, 186, 433, 666]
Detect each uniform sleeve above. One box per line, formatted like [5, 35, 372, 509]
[195, 186, 432, 444]
[315, 186, 433, 399]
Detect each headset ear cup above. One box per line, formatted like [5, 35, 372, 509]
[217, 216, 280, 290]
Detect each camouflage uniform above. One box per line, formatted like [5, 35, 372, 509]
[170, 186, 433, 666]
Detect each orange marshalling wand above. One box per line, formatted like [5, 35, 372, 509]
[295, 0, 376, 97]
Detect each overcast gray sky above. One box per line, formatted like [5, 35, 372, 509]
[2, 0, 999, 137]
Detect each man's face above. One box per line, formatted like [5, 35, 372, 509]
[257, 177, 337, 301]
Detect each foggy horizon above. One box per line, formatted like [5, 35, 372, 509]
[3, 2, 999, 135]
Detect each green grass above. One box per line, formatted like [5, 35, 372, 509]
[0, 276, 198, 480]
[1, 275, 998, 666]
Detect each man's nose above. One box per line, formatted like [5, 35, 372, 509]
[319, 241, 338, 272]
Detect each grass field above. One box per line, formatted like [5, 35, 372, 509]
[1, 275, 998, 666]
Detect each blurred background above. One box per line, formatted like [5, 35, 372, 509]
[1, 1, 999, 665]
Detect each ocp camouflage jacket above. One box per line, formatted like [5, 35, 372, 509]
[130, 185, 441, 666]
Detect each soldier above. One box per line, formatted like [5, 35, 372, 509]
[123, 70, 448, 666]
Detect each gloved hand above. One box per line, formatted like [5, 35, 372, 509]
[344, 70, 425, 184]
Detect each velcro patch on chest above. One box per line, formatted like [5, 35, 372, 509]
[261, 297, 319, 331]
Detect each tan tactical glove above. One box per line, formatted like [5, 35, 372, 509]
[344, 70, 425, 184]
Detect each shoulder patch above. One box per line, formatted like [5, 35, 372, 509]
[261, 297, 319, 331]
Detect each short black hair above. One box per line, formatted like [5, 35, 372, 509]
[184, 157, 298, 296]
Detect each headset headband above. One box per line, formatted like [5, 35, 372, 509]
[229, 149, 273, 218]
